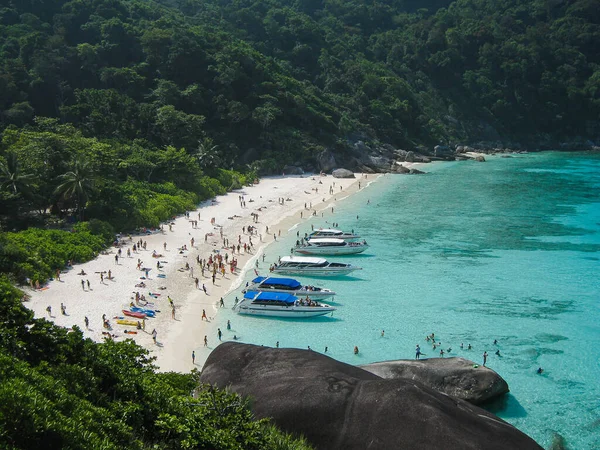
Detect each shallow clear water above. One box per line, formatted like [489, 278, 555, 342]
[218, 152, 600, 449]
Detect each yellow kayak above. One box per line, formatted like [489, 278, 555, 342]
[116, 319, 139, 326]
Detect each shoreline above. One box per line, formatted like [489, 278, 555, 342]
[25, 171, 394, 372]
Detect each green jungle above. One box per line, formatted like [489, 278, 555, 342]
[0, 0, 598, 448]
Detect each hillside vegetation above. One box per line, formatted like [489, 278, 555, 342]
[1, 0, 599, 172]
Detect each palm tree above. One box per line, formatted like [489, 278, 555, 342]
[54, 158, 96, 221]
[195, 138, 222, 171]
[0, 152, 36, 197]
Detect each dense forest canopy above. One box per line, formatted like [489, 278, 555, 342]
[1, 0, 599, 170]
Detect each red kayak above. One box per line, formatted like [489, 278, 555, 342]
[122, 310, 146, 319]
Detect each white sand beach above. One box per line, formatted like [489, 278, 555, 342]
[24, 171, 401, 372]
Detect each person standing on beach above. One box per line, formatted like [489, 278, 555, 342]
[217, 328, 222, 341]
[81, 279, 85, 290]
[46, 305, 52, 316]
[227, 320, 231, 330]
[483, 351, 488, 366]
[84, 316, 89, 329]
[192, 351, 195, 364]
[219, 297, 224, 307]
[204, 335, 208, 347]
[202, 309, 207, 321]
[152, 329, 157, 344]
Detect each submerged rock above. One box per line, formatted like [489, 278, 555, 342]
[360, 357, 509, 405]
[332, 168, 355, 178]
[200, 343, 541, 450]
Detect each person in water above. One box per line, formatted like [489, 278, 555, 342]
[354, 346, 359, 355]
[537, 367, 544, 374]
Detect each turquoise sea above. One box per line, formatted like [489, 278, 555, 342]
[217, 151, 600, 449]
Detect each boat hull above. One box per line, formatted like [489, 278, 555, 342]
[236, 305, 334, 318]
[271, 267, 358, 277]
[294, 246, 368, 255]
[244, 287, 336, 300]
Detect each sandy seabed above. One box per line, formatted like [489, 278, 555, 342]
[24, 171, 398, 372]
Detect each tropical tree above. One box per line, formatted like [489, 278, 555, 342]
[0, 152, 36, 197]
[195, 137, 222, 172]
[54, 158, 96, 221]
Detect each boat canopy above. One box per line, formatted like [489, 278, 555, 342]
[310, 228, 341, 234]
[306, 238, 346, 245]
[251, 277, 302, 288]
[280, 256, 328, 264]
[243, 291, 297, 304]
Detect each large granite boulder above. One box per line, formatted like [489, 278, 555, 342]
[317, 149, 337, 172]
[283, 165, 304, 175]
[434, 145, 452, 157]
[200, 343, 541, 450]
[360, 357, 508, 405]
[332, 168, 355, 178]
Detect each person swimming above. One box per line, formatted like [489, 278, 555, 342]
[537, 367, 544, 374]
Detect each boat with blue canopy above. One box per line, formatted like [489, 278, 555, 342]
[233, 291, 336, 318]
[243, 276, 337, 300]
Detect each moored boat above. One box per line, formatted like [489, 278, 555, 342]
[243, 276, 336, 300]
[294, 238, 369, 255]
[271, 256, 361, 277]
[233, 291, 336, 318]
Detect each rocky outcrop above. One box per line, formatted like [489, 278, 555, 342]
[360, 357, 508, 405]
[332, 168, 355, 178]
[283, 165, 304, 175]
[393, 163, 426, 175]
[475, 155, 486, 162]
[317, 149, 337, 172]
[200, 343, 541, 450]
[434, 145, 452, 157]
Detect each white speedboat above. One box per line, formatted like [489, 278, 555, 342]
[271, 256, 362, 277]
[243, 276, 336, 300]
[233, 291, 336, 318]
[308, 228, 361, 240]
[294, 238, 369, 255]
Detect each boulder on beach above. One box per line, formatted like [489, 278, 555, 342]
[200, 343, 541, 450]
[332, 168, 355, 178]
[360, 357, 509, 405]
[282, 165, 304, 175]
[475, 155, 486, 162]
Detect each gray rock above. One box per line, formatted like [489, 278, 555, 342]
[317, 150, 337, 172]
[200, 343, 542, 450]
[283, 165, 304, 175]
[393, 163, 410, 174]
[434, 145, 452, 157]
[409, 168, 425, 174]
[360, 357, 508, 405]
[332, 168, 355, 178]
[455, 145, 465, 154]
[405, 151, 415, 162]
[475, 155, 486, 162]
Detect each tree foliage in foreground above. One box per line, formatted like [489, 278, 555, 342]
[0, 276, 312, 449]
